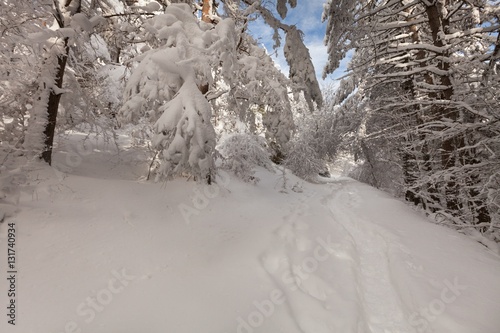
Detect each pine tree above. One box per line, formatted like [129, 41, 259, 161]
[323, 0, 500, 240]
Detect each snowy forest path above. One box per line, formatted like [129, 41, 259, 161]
[5, 151, 500, 333]
[260, 178, 415, 333]
[50, 131, 152, 181]
[325, 180, 415, 332]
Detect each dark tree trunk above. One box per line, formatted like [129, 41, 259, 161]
[402, 9, 435, 209]
[41, 38, 69, 165]
[39, 0, 80, 165]
[425, 3, 462, 212]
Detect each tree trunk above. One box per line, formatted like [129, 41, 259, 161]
[201, 0, 215, 23]
[425, 3, 462, 212]
[402, 9, 435, 209]
[199, 0, 215, 96]
[38, 0, 80, 165]
[41, 38, 69, 165]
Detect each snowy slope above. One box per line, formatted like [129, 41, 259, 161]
[1, 131, 500, 333]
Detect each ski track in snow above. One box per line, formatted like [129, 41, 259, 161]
[327, 181, 415, 333]
[262, 180, 415, 333]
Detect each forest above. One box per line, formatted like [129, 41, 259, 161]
[1, 0, 499, 246]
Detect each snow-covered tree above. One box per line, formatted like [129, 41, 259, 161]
[0, 0, 47, 154]
[119, 3, 234, 182]
[236, 0, 323, 111]
[22, 0, 113, 164]
[119, 1, 324, 183]
[323, 0, 500, 241]
[3, 0, 147, 166]
[24, 0, 81, 164]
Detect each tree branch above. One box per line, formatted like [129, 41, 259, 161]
[102, 12, 155, 19]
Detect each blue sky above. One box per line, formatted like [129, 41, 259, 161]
[247, 0, 348, 89]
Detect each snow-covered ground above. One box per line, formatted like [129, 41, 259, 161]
[1, 131, 500, 333]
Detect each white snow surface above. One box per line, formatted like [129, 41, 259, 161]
[1, 131, 500, 333]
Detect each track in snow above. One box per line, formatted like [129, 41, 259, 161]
[261, 179, 415, 333]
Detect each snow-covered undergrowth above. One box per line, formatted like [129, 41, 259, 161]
[218, 133, 273, 183]
[1, 131, 500, 333]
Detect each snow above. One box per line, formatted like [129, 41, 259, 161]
[28, 30, 57, 43]
[1, 130, 500, 333]
[70, 13, 93, 33]
[144, 1, 161, 13]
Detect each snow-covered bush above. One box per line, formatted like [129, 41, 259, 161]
[280, 88, 353, 182]
[218, 134, 273, 183]
[217, 37, 297, 158]
[348, 161, 403, 197]
[0, 1, 43, 154]
[283, 137, 324, 182]
[0, 147, 28, 221]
